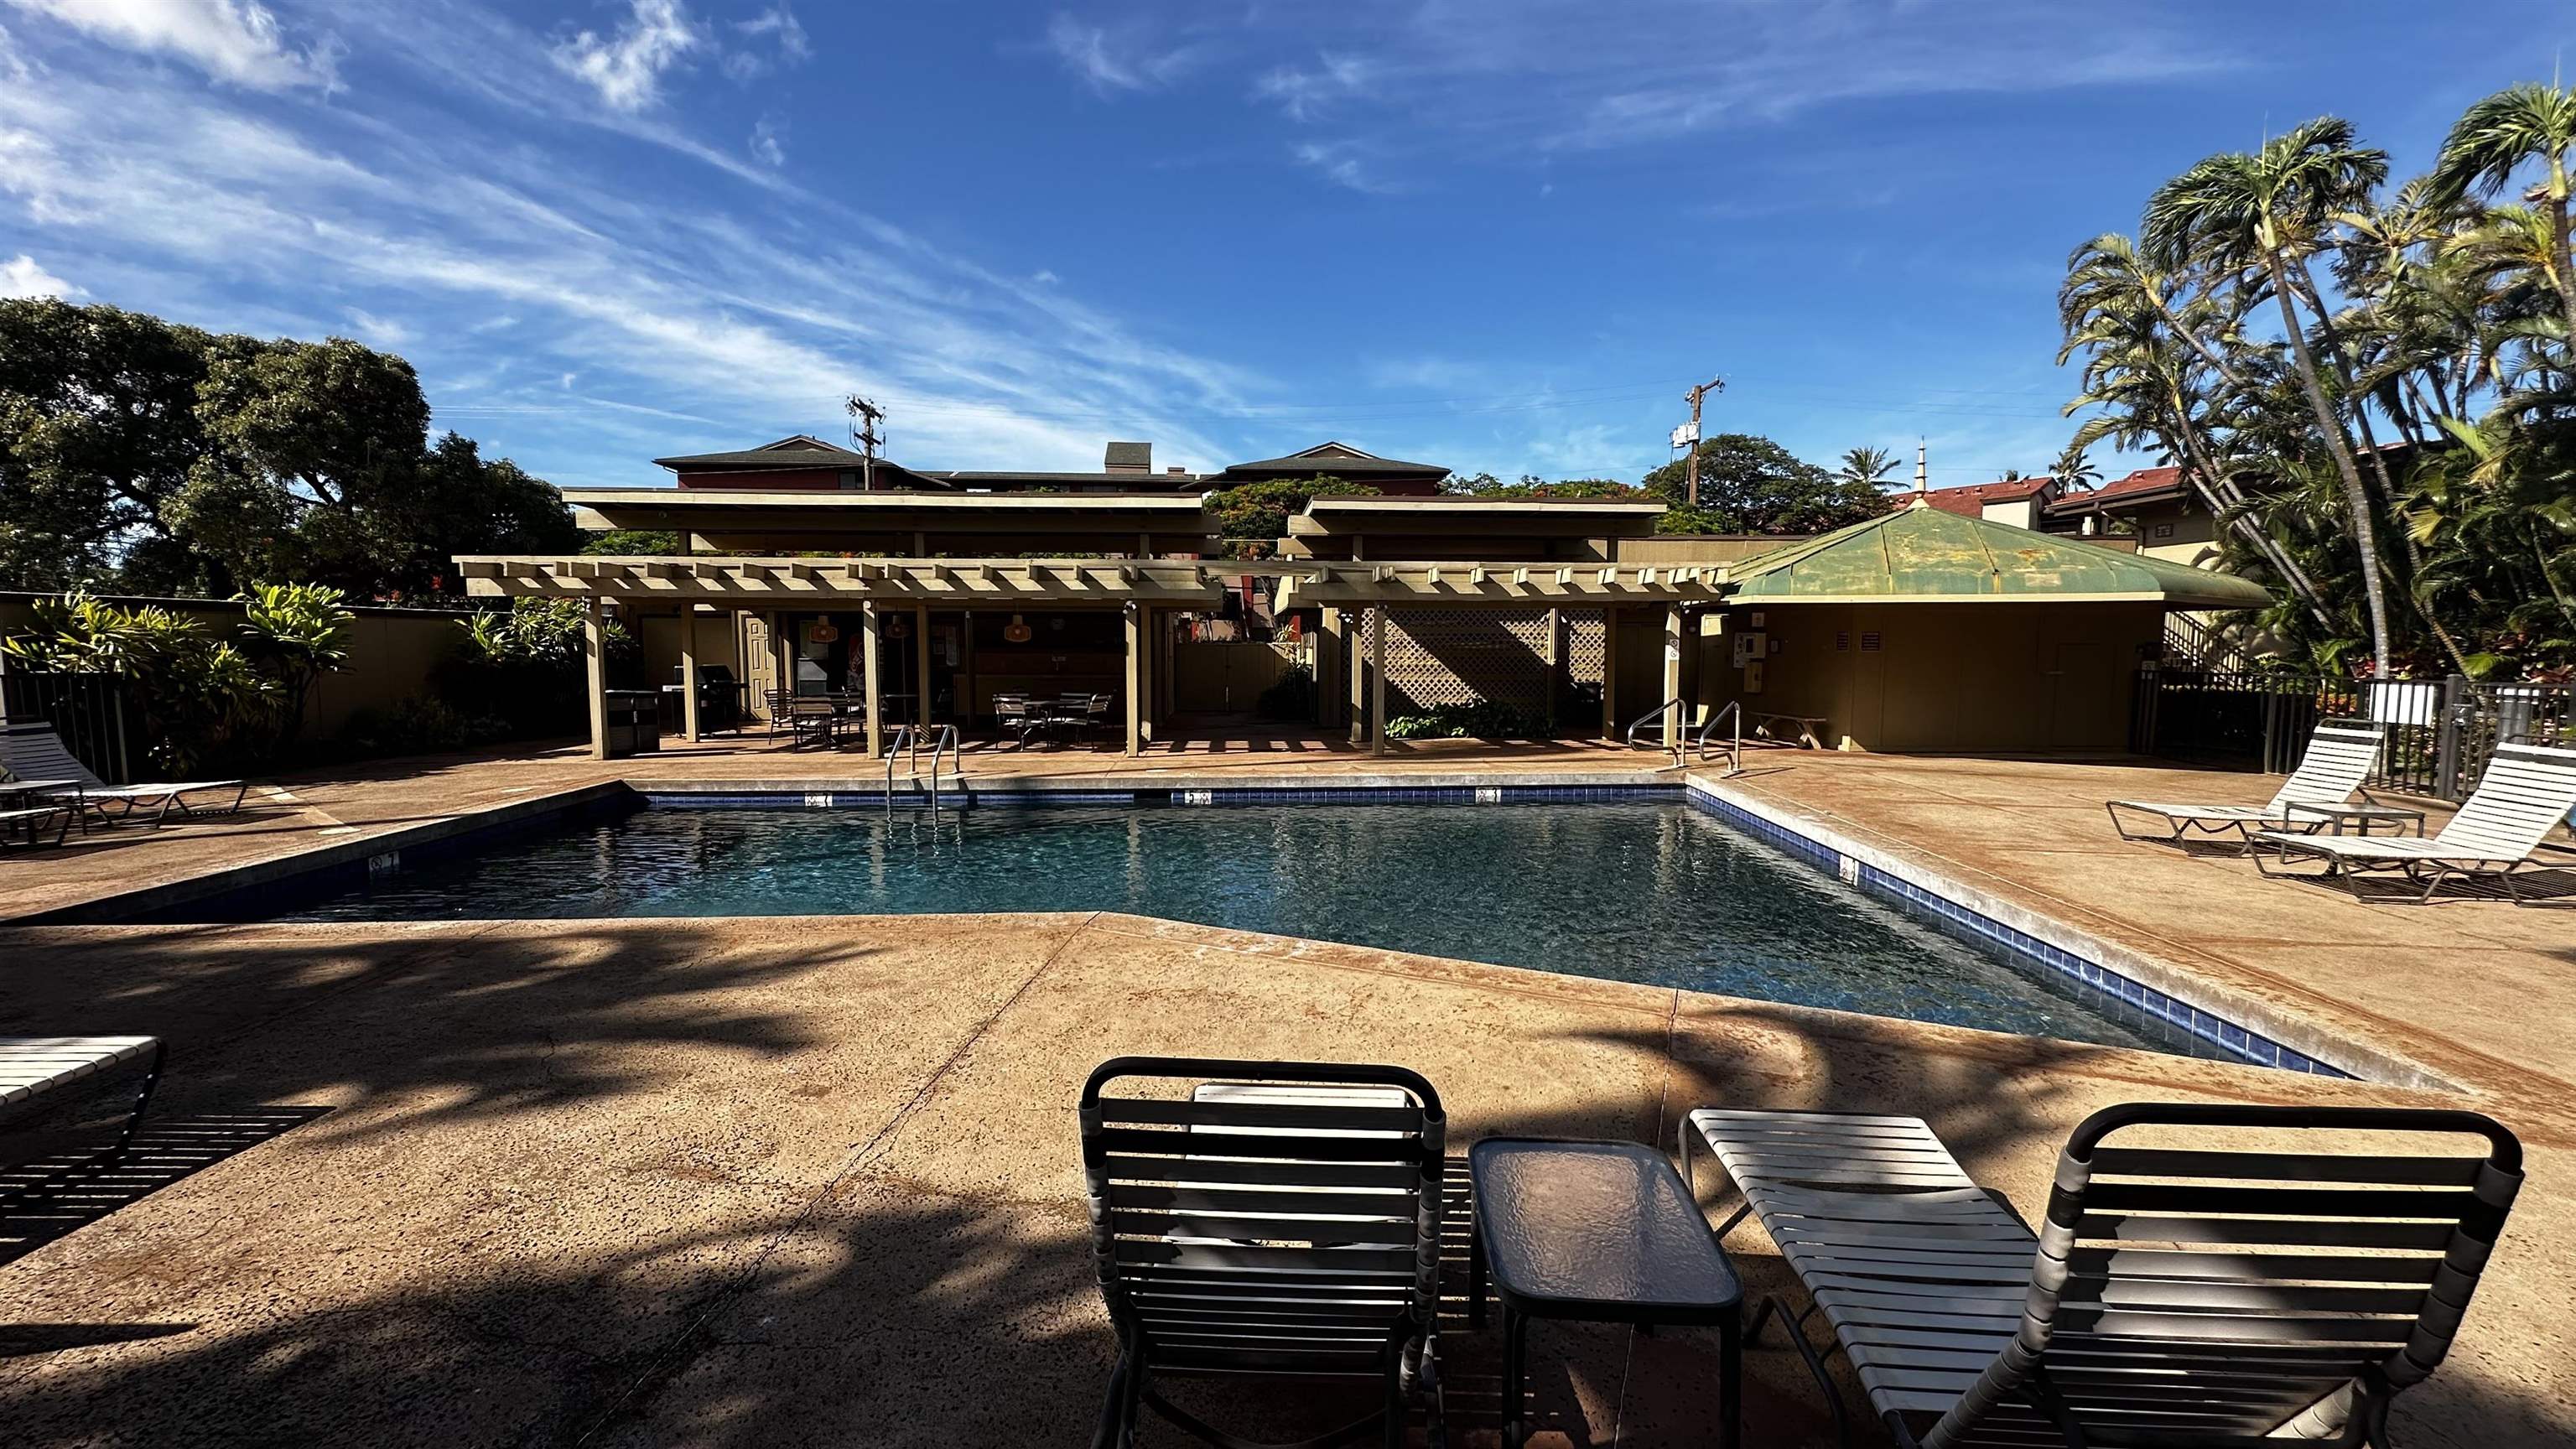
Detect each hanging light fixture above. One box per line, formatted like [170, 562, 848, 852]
[1003, 613, 1033, 643]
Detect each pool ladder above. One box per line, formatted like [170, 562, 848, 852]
[1625, 699, 1742, 775]
[883, 724, 966, 810]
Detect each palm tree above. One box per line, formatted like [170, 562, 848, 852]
[2145, 117, 2397, 671]
[2429, 82, 2576, 356]
[1837, 446, 1898, 488]
[2050, 443, 2102, 490]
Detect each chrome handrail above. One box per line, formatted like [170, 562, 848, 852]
[885, 723, 962, 810]
[1624, 697, 1687, 755]
[1624, 696, 1743, 773]
[1695, 700, 1743, 776]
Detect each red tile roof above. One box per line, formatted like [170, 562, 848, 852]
[2047, 466, 2187, 516]
[1888, 476, 2054, 517]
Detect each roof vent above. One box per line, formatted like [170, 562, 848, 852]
[1104, 440, 1152, 474]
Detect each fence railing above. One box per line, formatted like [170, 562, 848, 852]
[0, 668, 136, 783]
[2132, 667, 2572, 800]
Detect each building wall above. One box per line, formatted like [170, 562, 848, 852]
[675, 468, 857, 491]
[635, 608, 747, 693]
[1692, 600, 2164, 753]
[1614, 535, 1808, 565]
[0, 592, 471, 739]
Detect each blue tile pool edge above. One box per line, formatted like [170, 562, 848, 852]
[1683, 777, 2444, 1087]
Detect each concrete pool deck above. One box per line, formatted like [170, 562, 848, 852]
[1, 740, 2571, 1446]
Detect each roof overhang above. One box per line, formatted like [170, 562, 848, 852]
[454, 555, 1224, 605]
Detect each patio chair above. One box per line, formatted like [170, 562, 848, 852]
[782, 698, 839, 751]
[993, 693, 1037, 746]
[2251, 739, 2576, 904]
[0, 721, 248, 826]
[1080, 693, 1114, 743]
[0, 802, 74, 849]
[2106, 719, 2384, 853]
[1078, 1056, 1447, 1449]
[1, 1036, 164, 1222]
[1680, 1102, 2521, 1449]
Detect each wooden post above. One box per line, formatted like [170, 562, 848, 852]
[1368, 605, 1387, 756]
[861, 602, 884, 756]
[678, 605, 702, 743]
[959, 610, 976, 732]
[1124, 601, 1144, 756]
[1348, 605, 1368, 745]
[582, 596, 610, 760]
[1319, 606, 1344, 730]
[1664, 605, 1685, 751]
[1601, 606, 1620, 742]
[914, 604, 932, 730]
[1544, 606, 1564, 732]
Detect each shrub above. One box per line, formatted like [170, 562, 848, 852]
[432, 598, 635, 739]
[232, 582, 354, 746]
[1383, 700, 1550, 740]
[1254, 662, 1314, 719]
[2, 590, 284, 774]
[335, 696, 505, 759]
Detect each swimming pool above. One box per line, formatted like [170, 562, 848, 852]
[267, 797, 2194, 1056]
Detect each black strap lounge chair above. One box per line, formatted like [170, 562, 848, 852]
[0, 721, 247, 826]
[2253, 740, 2576, 903]
[2106, 720, 2385, 852]
[1078, 1057, 1447, 1449]
[1682, 1102, 2521, 1449]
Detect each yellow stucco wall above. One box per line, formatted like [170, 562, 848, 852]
[1693, 601, 2164, 753]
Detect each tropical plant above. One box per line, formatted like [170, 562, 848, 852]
[2142, 117, 2397, 667]
[2049, 443, 2101, 491]
[0, 590, 283, 772]
[2429, 82, 2576, 351]
[1836, 446, 1899, 488]
[232, 581, 354, 745]
[434, 597, 635, 738]
[2060, 87, 2576, 682]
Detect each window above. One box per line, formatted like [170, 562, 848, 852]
[2152, 522, 2175, 539]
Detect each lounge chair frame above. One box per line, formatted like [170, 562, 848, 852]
[1684, 1102, 2521, 1449]
[2251, 740, 2576, 906]
[0, 721, 248, 827]
[0, 1037, 166, 1223]
[2106, 720, 2385, 854]
[1079, 1056, 1446, 1449]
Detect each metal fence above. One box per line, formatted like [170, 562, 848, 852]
[0, 669, 135, 783]
[2132, 667, 2573, 800]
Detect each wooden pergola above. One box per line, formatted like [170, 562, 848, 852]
[452, 554, 1732, 758]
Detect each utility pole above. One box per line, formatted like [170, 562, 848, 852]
[844, 395, 885, 491]
[1681, 377, 1723, 508]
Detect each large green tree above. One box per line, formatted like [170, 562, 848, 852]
[1641, 434, 1882, 534]
[1, 301, 577, 600]
[0, 301, 218, 590]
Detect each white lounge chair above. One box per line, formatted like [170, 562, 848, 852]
[2253, 739, 2576, 904]
[1681, 1102, 2523, 1449]
[1, 1036, 164, 1221]
[0, 720, 249, 826]
[2106, 719, 2384, 852]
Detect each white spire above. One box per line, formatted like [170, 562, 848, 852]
[1914, 439, 1928, 496]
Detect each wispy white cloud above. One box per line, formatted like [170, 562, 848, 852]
[0, 29, 1258, 481]
[1, 252, 76, 298]
[1043, 12, 1204, 95]
[749, 112, 784, 167]
[1254, 52, 1368, 122]
[551, 0, 698, 112]
[1, 0, 335, 90]
[721, 0, 806, 80]
[1291, 140, 1394, 195]
[340, 305, 410, 345]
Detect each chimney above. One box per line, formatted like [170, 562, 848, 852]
[1104, 440, 1152, 475]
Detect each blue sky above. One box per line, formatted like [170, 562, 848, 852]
[3, 2, 2571, 491]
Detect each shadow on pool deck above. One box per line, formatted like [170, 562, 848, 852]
[0, 911, 2568, 1447]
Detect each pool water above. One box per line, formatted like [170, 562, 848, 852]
[275, 800, 2170, 1053]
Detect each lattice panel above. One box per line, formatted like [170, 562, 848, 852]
[1377, 608, 1605, 720]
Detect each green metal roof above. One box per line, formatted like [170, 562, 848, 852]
[1722, 500, 2275, 608]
